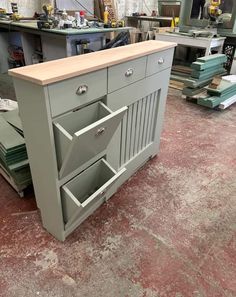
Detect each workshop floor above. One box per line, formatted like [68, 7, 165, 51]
[0, 79, 236, 297]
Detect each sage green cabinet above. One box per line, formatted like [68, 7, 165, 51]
[11, 44, 174, 241]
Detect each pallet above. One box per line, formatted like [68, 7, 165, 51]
[169, 79, 184, 90]
[0, 164, 31, 197]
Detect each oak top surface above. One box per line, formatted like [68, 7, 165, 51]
[9, 40, 176, 86]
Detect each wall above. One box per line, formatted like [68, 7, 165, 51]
[0, 0, 170, 19]
[116, 0, 158, 19]
[0, 0, 41, 16]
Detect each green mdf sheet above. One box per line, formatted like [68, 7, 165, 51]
[182, 87, 206, 96]
[197, 91, 236, 108]
[196, 54, 227, 64]
[206, 81, 236, 96]
[0, 117, 25, 150]
[2, 109, 23, 133]
[191, 61, 225, 71]
[191, 68, 226, 79]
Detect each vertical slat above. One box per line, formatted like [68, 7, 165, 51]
[119, 111, 127, 166]
[129, 101, 137, 159]
[125, 105, 132, 163]
[134, 99, 142, 156]
[144, 93, 152, 147]
[148, 91, 158, 143]
[141, 95, 149, 149]
[146, 94, 155, 146]
[150, 91, 159, 143]
[138, 97, 146, 152]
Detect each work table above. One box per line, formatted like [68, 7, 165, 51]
[0, 19, 131, 36]
[0, 19, 131, 72]
[9, 40, 176, 85]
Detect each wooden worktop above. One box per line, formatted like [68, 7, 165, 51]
[9, 40, 176, 86]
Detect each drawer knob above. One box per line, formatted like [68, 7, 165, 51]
[100, 190, 106, 196]
[76, 85, 88, 95]
[96, 127, 106, 136]
[125, 68, 134, 77]
[158, 58, 165, 65]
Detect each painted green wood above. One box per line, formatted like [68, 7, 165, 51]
[54, 101, 127, 179]
[191, 64, 224, 74]
[106, 68, 171, 193]
[146, 48, 174, 77]
[185, 71, 227, 88]
[206, 81, 236, 96]
[183, 87, 205, 96]
[0, 117, 25, 150]
[197, 93, 234, 108]
[108, 57, 146, 93]
[198, 85, 236, 108]
[61, 158, 126, 227]
[13, 78, 66, 241]
[0, 116, 31, 188]
[1, 109, 23, 132]
[48, 69, 107, 117]
[191, 67, 226, 79]
[191, 60, 226, 70]
[11, 46, 174, 240]
[196, 54, 227, 64]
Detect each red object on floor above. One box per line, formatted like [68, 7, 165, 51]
[0, 89, 236, 297]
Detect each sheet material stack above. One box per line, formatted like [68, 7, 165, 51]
[198, 79, 236, 108]
[183, 54, 227, 98]
[0, 109, 31, 193]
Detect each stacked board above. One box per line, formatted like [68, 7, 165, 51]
[198, 80, 236, 108]
[0, 110, 31, 196]
[183, 54, 227, 98]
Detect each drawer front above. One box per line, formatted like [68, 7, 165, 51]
[48, 69, 107, 117]
[146, 48, 174, 77]
[108, 57, 146, 93]
[61, 158, 126, 227]
[54, 102, 127, 179]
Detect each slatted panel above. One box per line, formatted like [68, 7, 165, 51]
[119, 90, 160, 167]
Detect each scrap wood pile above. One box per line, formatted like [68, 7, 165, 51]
[181, 54, 236, 109]
[199, 78, 236, 108]
[0, 109, 31, 197]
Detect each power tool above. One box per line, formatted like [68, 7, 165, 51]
[207, 0, 222, 21]
[37, 4, 57, 29]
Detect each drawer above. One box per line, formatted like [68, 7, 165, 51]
[48, 69, 107, 117]
[53, 101, 127, 179]
[108, 57, 146, 93]
[146, 48, 174, 77]
[61, 158, 126, 227]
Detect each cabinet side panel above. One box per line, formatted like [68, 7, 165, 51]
[13, 78, 65, 241]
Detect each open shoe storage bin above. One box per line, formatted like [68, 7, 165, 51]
[10, 41, 176, 240]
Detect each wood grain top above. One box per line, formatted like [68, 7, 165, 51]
[9, 40, 176, 86]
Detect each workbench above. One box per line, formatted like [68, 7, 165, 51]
[9, 40, 176, 240]
[126, 16, 173, 28]
[0, 20, 131, 72]
[155, 32, 226, 55]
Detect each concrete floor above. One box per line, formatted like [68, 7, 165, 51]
[0, 78, 236, 296]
